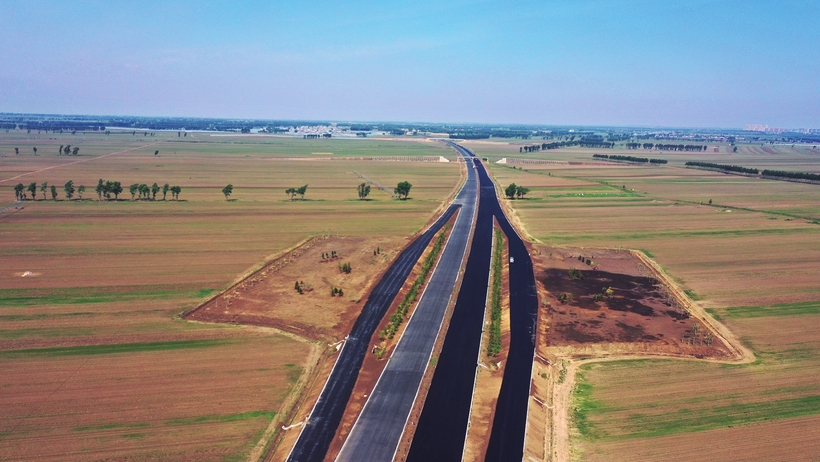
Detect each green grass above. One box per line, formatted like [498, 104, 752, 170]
[620, 394, 820, 439]
[0, 339, 230, 358]
[573, 365, 820, 441]
[715, 301, 820, 319]
[0, 288, 214, 307]
[164, 410, 274, 426]
[74, 422, 151, 432]
[572, 370, 606, 440]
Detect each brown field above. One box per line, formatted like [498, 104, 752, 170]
[467, 140, 820, 461]
[0, 132, 462, 460]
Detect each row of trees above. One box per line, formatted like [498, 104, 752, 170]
[761, 169, 820, 182]
[685, 162, 759, 174]
[504, 183, 530, 199]
[593, 154, 668, 164]
[58, 145, 80, 156]
[12, 180, 182, 201]
[625, 143, 706, 151]
[14, 181, 86, 201]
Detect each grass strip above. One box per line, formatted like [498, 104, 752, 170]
[74, 422, 151, 432]
[0, 339, 229, 358]
[165, 410, 274, 426]
[380, 224, 450, 340]
[487, 228, 504, 357]
[0, 288, 214, 307]
[619, 394, 820, 439]
[714, 301, 820, 319]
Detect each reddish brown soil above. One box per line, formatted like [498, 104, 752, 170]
[534, 246, 730, 358]
[185, 235, 405, 342]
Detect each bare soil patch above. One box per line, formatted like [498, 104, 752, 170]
[534, 246, 730, 358]
[185, 235, 404, 342]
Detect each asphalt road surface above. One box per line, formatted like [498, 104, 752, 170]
[407, 147, 538, 462]
[406, 154, 494, 461]
[286, 147, 477, 462]
[335, 148, 478, 462]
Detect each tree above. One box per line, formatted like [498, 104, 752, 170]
[129, 183, 139, 200]
[77, 185, 86, 200]
[170, 185, 182, 200]
[27, 182, 37, 200]
[151, 183, 160, 200]
[59, 144, 64, 156]
[32, 147, 37, 156]
[15, 147, 18, 156]
[505, 183, 518, 199]
[14, 183, 25, 200]
[40, 182, 48, 200]
[154, 150, 159, 156]
[64, 180, 75, 200]
[286, 187, 297, 200]
[63, 145, 71, 156]
[96, 179, 105, 200]
[162, 183, 170, 200]
[222, 184, 233, 200]
[139, 184, 149, 199]
[394, 181, 412, 200]
[104, 181, 122, 200]
[72, 147, 79, 156]
[515, 185, 530, 199]
[296, 184, 308, 200]
[50, 185, 57, 200]
[357, 182, 371, 200]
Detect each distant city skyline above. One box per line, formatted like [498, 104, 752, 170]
[1, 1, 817, 128]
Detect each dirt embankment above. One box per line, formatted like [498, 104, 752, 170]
[185, 235, 405, 342]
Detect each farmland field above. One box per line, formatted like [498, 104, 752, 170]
[0, 131, 462, 460]
[466, 141, 820, 460]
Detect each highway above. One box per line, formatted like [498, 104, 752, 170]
[407, 146, 538, 462]
[334, 146, 478, 461]
[286, 147, 477, 462]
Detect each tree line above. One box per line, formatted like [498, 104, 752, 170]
[685, 162, 759, 174]
[593, 154, 668, 164]
[627, 143, 706, 151]
[761, 169, 820, 182]
[12, 179, 181, 201]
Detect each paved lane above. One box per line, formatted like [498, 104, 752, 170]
[407, 145, 538, 462]
[286, 149, 476, 462]
[335, 148, 478, 462]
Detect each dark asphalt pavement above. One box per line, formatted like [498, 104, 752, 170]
[286, 148, 476, 462]
[335, 148, 478, 462]
[407, 146, 538, 462]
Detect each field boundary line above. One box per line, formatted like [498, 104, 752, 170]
[629, 250, 755, 364]
[0, 141, 162, 184]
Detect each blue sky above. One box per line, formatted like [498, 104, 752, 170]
[1, 0, 817, 127]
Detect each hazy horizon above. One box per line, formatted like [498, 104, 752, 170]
[2, 1, 818, 128]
